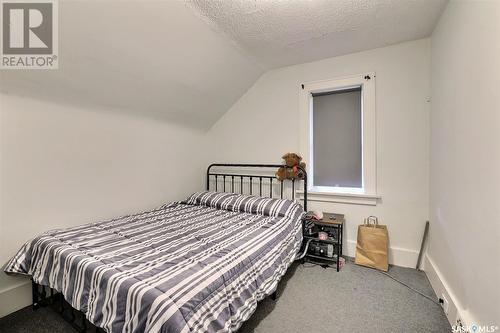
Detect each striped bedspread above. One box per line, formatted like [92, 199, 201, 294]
[4, 191, 304, 333]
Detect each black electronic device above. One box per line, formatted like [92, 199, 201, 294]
[307, 240, 335, 258]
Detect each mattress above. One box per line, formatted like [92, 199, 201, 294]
[4, 191, 304, 333]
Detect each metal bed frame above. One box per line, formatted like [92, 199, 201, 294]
[206, 163, 307, 211]
[31, 163, 308, 332]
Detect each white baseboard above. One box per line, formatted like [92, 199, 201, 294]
[0, 281, 32, 318]
[345, 240, 419, 268]
[424, 254, 476, 329]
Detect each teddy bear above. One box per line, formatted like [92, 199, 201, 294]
[275, 153, 306, 181]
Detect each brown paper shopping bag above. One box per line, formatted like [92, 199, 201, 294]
[355, 216, 389, 271]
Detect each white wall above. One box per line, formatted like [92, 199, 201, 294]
[427, 0, 500, 327]
[0, 94, 208, 316]
[207, 39, 431, 267]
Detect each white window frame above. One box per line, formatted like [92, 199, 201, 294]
[299, 73, 378, 204]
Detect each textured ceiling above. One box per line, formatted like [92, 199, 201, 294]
[1, 0, 447, 129]
[187, 0, 448, 68]
[0, 0, 263, 129]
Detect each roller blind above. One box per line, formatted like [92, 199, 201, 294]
[312, 87, 362, 188]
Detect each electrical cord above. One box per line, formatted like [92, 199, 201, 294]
[298, 222, 437, 305]
[377, 270, 442, 306]
[298, 256, 441, 300]
[295, 238, 313, 261]
[297, 229, 440, 307]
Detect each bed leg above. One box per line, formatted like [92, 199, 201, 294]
[82, 315, 88, 333]
[271, 290, 278, 301]
[32, 280, 39, 310]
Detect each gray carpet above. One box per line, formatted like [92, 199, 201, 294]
[0, 261, 450, 333]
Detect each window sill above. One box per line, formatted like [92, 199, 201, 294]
[296, 190, 380, 206]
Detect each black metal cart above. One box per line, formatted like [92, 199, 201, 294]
[304, 213, 344, 271]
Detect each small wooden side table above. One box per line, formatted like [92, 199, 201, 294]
[303, 213, 345, 271]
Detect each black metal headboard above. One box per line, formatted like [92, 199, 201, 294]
[206, 164, 308, 211]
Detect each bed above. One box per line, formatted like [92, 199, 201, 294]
[4, 164, 307, 333]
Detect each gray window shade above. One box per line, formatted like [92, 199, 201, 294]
[312, 88, 362, 188]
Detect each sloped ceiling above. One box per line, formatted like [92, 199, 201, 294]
[1, 0, 447, 129]
[0, 0, 264, 129]
[188, 0, 448, 69]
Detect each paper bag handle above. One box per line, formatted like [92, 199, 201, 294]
[364, 216, 379, 227]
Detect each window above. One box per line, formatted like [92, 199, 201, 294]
[313, 88, 362, 189]
[299, 73, 377, 202]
